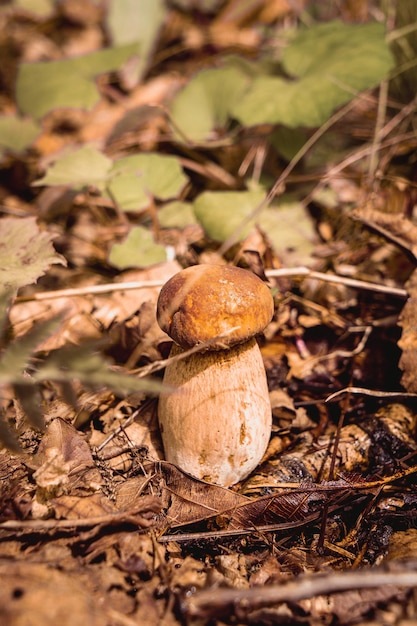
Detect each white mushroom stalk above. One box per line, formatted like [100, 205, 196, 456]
[157, 264, 274, 487]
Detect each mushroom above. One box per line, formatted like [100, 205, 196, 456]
[157, 264, 274, 486]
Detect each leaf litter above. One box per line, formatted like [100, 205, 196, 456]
[1, 1, 417, 624]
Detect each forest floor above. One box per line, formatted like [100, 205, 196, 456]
[1, 1, 417, 624]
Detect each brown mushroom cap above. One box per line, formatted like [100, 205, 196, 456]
[157, 264, 274, 350]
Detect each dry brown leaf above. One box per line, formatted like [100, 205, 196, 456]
[249, 554, 283, 586]
[9, 294, 101, 351]
[10, 260, 181, 351]
[35, 418, 103, 491]
[216, 554, 249, 589]
[116, 533, 163, 577]
[0, 561, 107, 626]
[352, 206, 417, 260]
[98, 262, 181, 322]
[157, 462, 315, 534]
[398, 269, 417, 392]
[92, 400, 163, 469]
[52, 492, 116, 520]
[159, 462, 248, 527]
[168, 555, 207, 590]
[386, 529, 417, 562]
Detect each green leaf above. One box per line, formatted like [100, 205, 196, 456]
[193, 188, 266, 242]
[234, 75, 306, 127]
[158, 201, 197, 228]
[269, 126, 308, 162]
[108, 226, 167, 269]
[33, 149, 188, 209]
[0, 217, 66, 295]
[107, 153, 188, 211]
[170, 65, 250, 142]
[233, 21, 394, 127]
[0, 115, 40, 155]
[107, 0, 166, 81]
[258, 203, 317, 266]
[283, 21, 391, 80]
[16, 43, 138, 120]
[34, 145, 113, 189]
[192, 190, 317, 265]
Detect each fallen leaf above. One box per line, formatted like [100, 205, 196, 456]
[398, 269, 417, 391]
[0, 217, 66, 295]
[0, 561, 108, 626]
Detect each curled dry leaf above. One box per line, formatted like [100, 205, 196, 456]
[352, 207, 417, 260]
[398, 269, 417, 392]
[34, 418, 103, 493]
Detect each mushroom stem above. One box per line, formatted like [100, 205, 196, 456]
[158, 338, 271, 486]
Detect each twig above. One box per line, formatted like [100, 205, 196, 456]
[14, 267, 407, 303]
[15, 280, 165, 302]
[326, 387, 417, 402]
[158, 511, 325, 543]
[267, 267, 406, 297]
[0, 511, 156, 530]
[133, 326, 240, 379]
[368, 79, 389, 179]
[182, 563, 417, 619]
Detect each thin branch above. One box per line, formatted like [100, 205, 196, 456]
[15, 280, 165, 302]
[326, 387, 417, 402]
[183, 564, 417, 619]
[14, 267, 407, 303]
[0, 510, 157, 531]
[368, 79, 389, 179]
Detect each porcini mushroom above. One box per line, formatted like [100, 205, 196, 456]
[157, 264, 274, 486]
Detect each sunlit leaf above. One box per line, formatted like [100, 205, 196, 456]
[283, 21, 391, 81]
[0, 115, 40, 155]
[193, 189, 316, 265]
[258, 203, 317, 266]
[34, 145, 113, 189]
[170, 65, 250, 142]
[107, 0, 166, 81]
[108, 226, 167, 269]
[107, 153, 188, 211]
[0, 217, 66, 295]
[16, 43, 138, 120]
[193, 189, 265, 242]
[158, 201, 197, 228]
[233, 21, 394, 127]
